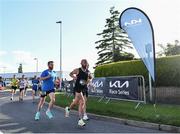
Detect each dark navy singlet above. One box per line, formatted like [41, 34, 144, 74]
[74, 68, 89, 91]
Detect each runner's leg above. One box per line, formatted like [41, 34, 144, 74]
[65, 92, 80, 117]
[35, 95, 46, 120]
[48, 92, 55, 111]
[77, 92, 86, 126]
[78, 92, 85, 119]
[83, 95, 87, 114]
[37, 96, 46, 111]
[69, 93, 79, 109]
[19, 89, 22, 100]
[32, 90, 35, 102]
[46, 91, 55, 119]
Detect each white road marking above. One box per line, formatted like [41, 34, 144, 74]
[0, 96, 9, 100]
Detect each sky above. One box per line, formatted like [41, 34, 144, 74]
[0, 0, 180, 74]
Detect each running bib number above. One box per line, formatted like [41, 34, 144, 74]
[79, 80, 86, 86]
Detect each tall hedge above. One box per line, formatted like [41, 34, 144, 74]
[94, 55, 180, 87]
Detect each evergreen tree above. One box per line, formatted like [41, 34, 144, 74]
[95, 7, 134, 65]
[18, 63, 23, 73]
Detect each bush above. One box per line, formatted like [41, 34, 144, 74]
[94, 55, 180, 87]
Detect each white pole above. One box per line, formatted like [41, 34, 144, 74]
[36, 59, 38, 76]
[60, 22, 62, 86]
[149, 72, 153, 102]
[56, 21, 62, 90]
[34, 58, 38, 76]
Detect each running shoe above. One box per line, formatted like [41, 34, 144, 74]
[65, 107, 70, 117]
[10, 97, 13, 101]
[78, 119, 86, 126]
[46, 110, 53, 119]
[35, 112, 40, 120]
[19, 98, 23, 101]
[83, 115, 89, 121]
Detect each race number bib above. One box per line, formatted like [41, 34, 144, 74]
[79, 80, 86, 86]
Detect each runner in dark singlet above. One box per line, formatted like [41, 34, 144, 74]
[65, 59, 92, 126]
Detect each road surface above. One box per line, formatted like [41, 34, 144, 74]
[0, 90, 163, 133]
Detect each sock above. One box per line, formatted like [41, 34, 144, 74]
[38, 107, 41, 112]
[79, 113, 83, 120]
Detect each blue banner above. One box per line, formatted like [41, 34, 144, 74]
[88, 77, 106, 96]
[88, 77, 139, 100]
[105, 77, 139, 100]
[119, 7, 156, 81]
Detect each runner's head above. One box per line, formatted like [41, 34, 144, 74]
[34, 75, 37, 79]
[0, 76, 2, 81]
[48, 61, 54, 70]
[81, 59, 88, 69]
[22, 75, 25, 79]
[13, 75, 16, 79]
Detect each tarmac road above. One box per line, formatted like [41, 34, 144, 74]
[0, 90, 163, 133]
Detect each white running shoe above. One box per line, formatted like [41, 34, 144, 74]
[65, 107, 70, 117]
[83, 115, 89, 121]
[78, 119, 86, 126]
[35, 112, 40, 120]
[46, 110, 53, 119]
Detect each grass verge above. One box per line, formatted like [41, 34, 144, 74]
[46, 92, 180, 127]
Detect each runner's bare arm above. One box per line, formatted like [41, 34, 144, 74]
[69, 68, 79, 80]
[88, 72, 93, 80]
[86, 72, 93, 84]
[40, 75, 51, 81]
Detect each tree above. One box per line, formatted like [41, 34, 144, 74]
[95, 7, 134, 66]
[18, 63, 23, 73]
[157, 40, 180, 57]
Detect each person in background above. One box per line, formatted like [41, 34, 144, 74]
[24, 78, 29, 96]
[10, 75, 19, 101]
[19, 75, 26, 101]
[55, 77, 60, 90]
[64, 78, 68, 92]
[32, 75, 40, 103]
[0, 76, 6, 90]
[61, 78, 64, 91]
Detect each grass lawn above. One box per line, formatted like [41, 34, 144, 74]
[47, 92, 180, 127]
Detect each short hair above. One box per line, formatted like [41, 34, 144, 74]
[0, 76, 2, 79]
[48, 61, 54, 65]
[81, 59, 88, 64]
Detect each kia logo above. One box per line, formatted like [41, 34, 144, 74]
[92, 80, 103, 88]
[109, 81, 129, 88]
[124, 18, 142, 27]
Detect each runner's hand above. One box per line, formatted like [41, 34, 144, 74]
[73, 76, 77, 81]
[47, 75, 52, 79]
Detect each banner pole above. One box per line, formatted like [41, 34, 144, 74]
[149, 72, 153, 102]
